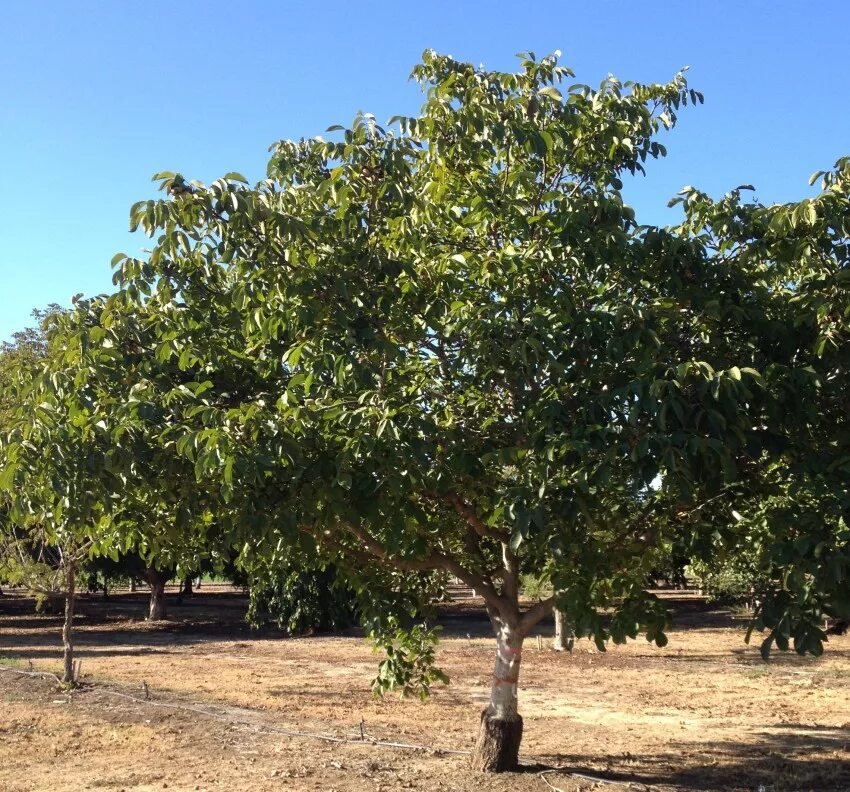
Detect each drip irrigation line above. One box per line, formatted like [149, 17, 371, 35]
[0, 664, 641, 788]
[0, 665, 62, 685]
[0, 664, 468, 755]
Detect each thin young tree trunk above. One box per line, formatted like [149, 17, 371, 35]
[62, 559, 76, 684]
[471, 617, 524, 772]
[552, 607, 574, 651]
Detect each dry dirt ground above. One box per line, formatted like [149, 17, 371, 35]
[1, 587, 849, 792]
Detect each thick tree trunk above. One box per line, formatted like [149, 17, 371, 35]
[552, 607, 574, 651]
[182, 576, 193, 597]
[129, 578, 137, 593]
[471, 620, 524, 772]
[149, 579, 166, 620]
[144, 568, 168, 621]
[62, 559, 76, 684]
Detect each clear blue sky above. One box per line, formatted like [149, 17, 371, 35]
[2, 1, 848, 340]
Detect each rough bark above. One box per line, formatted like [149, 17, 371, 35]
[62, 559, 76, 684]
[472, 708, 523, 772]
[471, 619, 524, 772]
[144, 568, 168, 621]
[552, 607, 574, 651]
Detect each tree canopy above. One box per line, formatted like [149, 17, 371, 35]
[1, 50, 848, 770]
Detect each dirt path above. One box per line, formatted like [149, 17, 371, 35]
[1, 590, 848, 791]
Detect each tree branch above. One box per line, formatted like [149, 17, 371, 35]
[341, 521, 514, 623]
[421, 491, 509, 542]
[501, 542, 519, 604]
[518, 594, 557, 637]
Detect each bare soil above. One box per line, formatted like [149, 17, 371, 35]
[1, 587, 848, 792]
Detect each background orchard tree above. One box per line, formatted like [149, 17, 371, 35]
[666, 166, 850, 653]
[5, 300, 373, 634]
[85, 549, 180, 620]
[59, 51, 850, 771]
[0, 308, 108, 683]
[0, 314, 47, 599]
[0, 306, 214, 673]
[0, 526, 93, 684]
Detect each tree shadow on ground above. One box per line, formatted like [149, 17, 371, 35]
[0, 589, 249, 624]
[0, 590, 374, 663]
[3, 590, 848, 668]
[0, 624, 370, 661]
[535, 725, 850, 791]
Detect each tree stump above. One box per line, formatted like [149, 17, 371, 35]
[470, 709, 523, 772]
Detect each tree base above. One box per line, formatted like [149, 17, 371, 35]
[470, 709, 523, 772]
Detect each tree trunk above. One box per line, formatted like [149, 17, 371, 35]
[182, 576, 193, 597]
[471, 620, 524, 772]
[149, 579, 166, 620]
[62, 559, 76, 684]
[129, 578, 137, 593]
[145, 569, 168, 621]
[552, 607, 574, 651]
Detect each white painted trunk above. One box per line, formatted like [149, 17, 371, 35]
[488, 623, 522, 718]
[472, 618, 524, 771]
[552, 607, 574, 651]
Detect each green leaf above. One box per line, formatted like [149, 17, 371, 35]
[0, 463, 17, 491]
[537, 86, 563, 101]
[223, 456, 234, 484]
